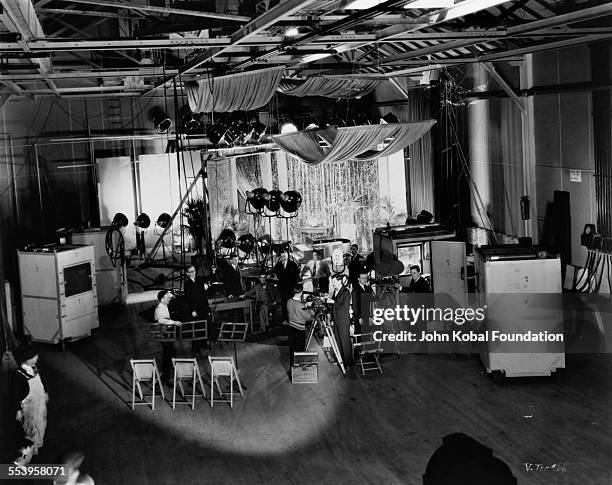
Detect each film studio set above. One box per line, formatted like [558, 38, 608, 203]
[0, 1, 611, 484]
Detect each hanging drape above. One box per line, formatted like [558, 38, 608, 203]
[272, 121, 436, 165]
[187, 66, 284, 113]
[277, 77, 383, 99]
[235, 155, 262, 199]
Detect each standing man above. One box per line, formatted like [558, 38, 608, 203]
[219, 253, 245, 298]
[183, 265, 210, 355]
[273, 251, 300, 322]
[306, 249, 331, 295]
[348, 244, 365, 286]
[154, 290, 182, 384]
[405, 265, 431, 293]
[352, 272, 373, 334]
[286, 283, 313, 367]
[245, 271, 281, 332]
[11, 348, 48, 466]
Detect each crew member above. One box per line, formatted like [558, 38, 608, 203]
[286, 283, 313, 366]
[11, 348, 48, 466]
[332, 279, 353, 367]
[154, 290, 182, 383]
[219, 253, 245, 298]
[273, 251, 300, 322]
[306, 249, 331, 294]
[347, 244, 365, 286]
[405, 265, 431, 293]
[352, 271, 373, 334]
[245, 271, 281, 332]
[183, 265, 210, 355]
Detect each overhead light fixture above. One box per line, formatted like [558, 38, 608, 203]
[380, 113, 400, 124]
[148, 106, 172, 134]
[285, 27, 300, 37]
[180, 105, 200, 134]
[280, 122, 298, 134]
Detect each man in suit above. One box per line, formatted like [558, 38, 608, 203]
[304, 249, 331, 295]
[219, 253, 245, 297]
[347, 244, 366, 286]
[273, 251, 300, 322]
[405, 264, 431, 293]
[183, 265, 210, 354]
[352, 271, 373, 334]
[245, 271, 281, 331]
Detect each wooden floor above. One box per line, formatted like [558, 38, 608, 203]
[2, 291, 611, 485]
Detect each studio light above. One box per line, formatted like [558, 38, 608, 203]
[246, 188, 269, 212]
[257, 234, 272, 254]
[280, 190, 302, 213]
[352, 113, 372, 126]
[149, 106, 172, 134]
[134, 213, 151, 229]
[180, 105, 200, 133]
[380, 112, 400, 124]
[156, 213, 172, 229]
[280, 122, 298, 134]
[217, 229, 236, 249]
[237, 233, 256, 254]
[272, 240, 292, 255]
[264, 189, 282, 212]
[111, 212, 128, 228]
[285, 27, 300, 37]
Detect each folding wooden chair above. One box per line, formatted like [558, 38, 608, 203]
[171, 358, 207, 410]
[351, 333, 383, 375]
[208, 356, 244, 408]
[130, 359, 165, 410]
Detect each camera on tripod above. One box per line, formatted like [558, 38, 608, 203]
[303, 294, 332, 314]
[369, 275, 399, 293]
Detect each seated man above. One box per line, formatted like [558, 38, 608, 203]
[286, 283, 314, 367]
[245, 271, 281, 332]
[154, 290, 182, 384]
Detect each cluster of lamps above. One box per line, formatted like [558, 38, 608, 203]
[215, 229, 291, 260]
[245, 189, 302, 218]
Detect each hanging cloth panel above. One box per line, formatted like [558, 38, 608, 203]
[272, 127, 337, 164]
[187, 66, 285, 113]
[354, 120, 437, 161]
[278, 77, 383, 99]
[272, 121, 436, 165]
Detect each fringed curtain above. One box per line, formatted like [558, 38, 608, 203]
[278, 77, 383, 99]
[235, 155, 262, 199]
[187, 66, 284, 113]
[272, 121, 436, 165]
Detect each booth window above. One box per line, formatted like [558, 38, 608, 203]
[64, 263, 92, 297]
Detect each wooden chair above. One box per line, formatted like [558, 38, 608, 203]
[130, 359, 165, 410]
[171, 358, 207, 410]
[351, 333, 383, 375]
[208, 356, 244, 408]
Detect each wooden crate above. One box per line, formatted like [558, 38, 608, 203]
[292, 352, 318, 384]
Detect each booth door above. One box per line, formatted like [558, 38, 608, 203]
[431, 241, 466, 306]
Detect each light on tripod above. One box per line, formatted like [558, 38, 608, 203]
[237, 233, 256, 255]
[264, 189, 282, 212]
[272, 240, 291, 255]
[111, 212, 128, 228]
[257, 234, 272, 254]
[217, 229, 236, 249]
[246, 188, 269, 211]
[156, 213, 172, 229]
[134, 213, 151, 230]
[280, 191, 302, 213]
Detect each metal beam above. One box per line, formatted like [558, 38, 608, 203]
[37, 7, 134, 19]
[482, 61, 524, 112]
[56, 0, 251, 22]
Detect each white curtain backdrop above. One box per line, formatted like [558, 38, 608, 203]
[278, 77, 384, 99]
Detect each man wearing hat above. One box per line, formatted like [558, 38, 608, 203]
[11, 348, 49, 466]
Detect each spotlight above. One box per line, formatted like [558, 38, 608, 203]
[246, 119, 268, 143]
[352, 113, 372, 126]
[134, 213, 151, 229]
[180, 105, 200, 133]
[149, 106, 172, 134]
[279, 190, 302, 213]
[380, 112, 400, 124]
[280, 122, 298, 134]
[246, 188, 269, 212]
[264, 189, 282, 212]
[217, 229, 236, 249]
[257, 234, 272, 254]
[305, 123, 320, 130]
[111, 212, 128, 228]
[272, 240, 292, 255]
[237, 233, 256, 254]
[285, 27, 300, 37]
[156, 213, 172, 229]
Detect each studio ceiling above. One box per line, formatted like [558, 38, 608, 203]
[0, 0, 611, 98]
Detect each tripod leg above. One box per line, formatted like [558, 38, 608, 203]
[305, 322, 316, 350]
[324, 321, 346, 375]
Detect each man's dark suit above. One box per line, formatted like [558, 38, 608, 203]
[184, 276, 210, 319]
[220, 263, 244, 296]
[348, 254, 366, 286]
[351, 282, 373, 333]
[404, 276, 431, 293]
[273, 258, 300, 320]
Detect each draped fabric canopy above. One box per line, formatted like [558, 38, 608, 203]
[272, 121, 436, 165]
[277, 77, 383, 99]
[187, 66, 284, 113]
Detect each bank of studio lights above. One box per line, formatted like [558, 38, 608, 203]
[245, 188, 302, 218]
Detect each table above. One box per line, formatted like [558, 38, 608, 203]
[209, 298, 253, 333]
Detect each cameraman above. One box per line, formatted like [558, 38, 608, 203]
[286, 283, 313, 365]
